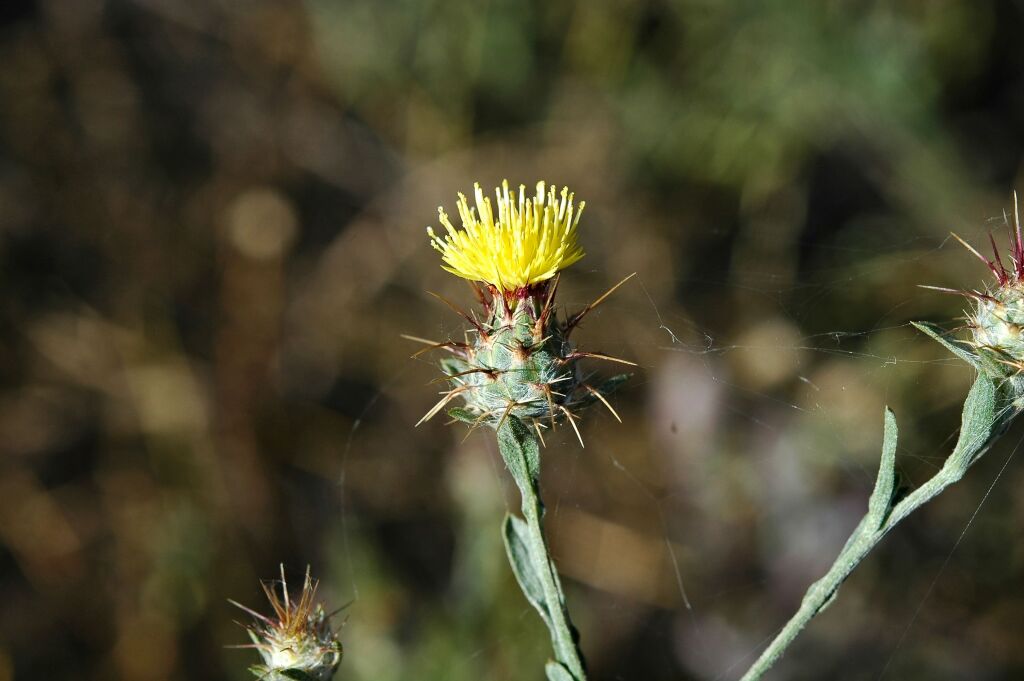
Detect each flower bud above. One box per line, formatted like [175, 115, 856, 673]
[233, 566, 343, 681]
[972, 284, 1024, 364]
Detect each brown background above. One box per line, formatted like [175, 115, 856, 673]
[3, 1, 1024, 680]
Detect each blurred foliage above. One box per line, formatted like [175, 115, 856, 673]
[3, 0, 1024, 679]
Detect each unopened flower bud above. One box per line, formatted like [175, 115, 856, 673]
[232, 566, 343, 681]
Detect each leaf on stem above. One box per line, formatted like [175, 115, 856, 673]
[447, 408, 477, 424]
[867, 407, 899, 530]
[596, 373, 631, 395]
[946, 373, 998, 472]
[497, 416, 542, 493]
[910, 321, 980, 369]
[280, 670, 319, 681]
[502, 513, 552, 628]
[439, 356, 471, 376]
[546, 661, 578, 681]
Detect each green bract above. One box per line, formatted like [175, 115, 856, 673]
[417, 277, 633, 440]
[444, 294, 581, 427]
[970, 284, 1024, 392]
[248, 602, 342, 681]
[233, 567, 343, 681]
[973, 284, 1024, 354]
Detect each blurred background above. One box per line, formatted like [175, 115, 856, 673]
[4, 0, 1024, 679]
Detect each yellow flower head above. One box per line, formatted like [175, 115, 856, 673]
[427, 180, 585, 291]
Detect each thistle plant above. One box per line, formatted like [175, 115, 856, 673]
[231, 566, 344, 681]
[413, 180, 633, 681]
[739, 206, 1024, 680]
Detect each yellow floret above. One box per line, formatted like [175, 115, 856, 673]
[427, 180, 585, 291]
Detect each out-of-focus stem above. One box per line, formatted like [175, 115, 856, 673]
[740, 374, 1014, 680]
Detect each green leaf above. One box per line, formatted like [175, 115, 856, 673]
[597, 373, 631, 395]
[867, 407, 899, 530]
[280, 670, 319, 681]
[946, 373, 998, 472]
[815, 589, 840, 615]
[911, 321, 980, 369]
[503, 513, 552, 628]
[545, 661, 578, 681]
[439, 356, 470, 377]
[576, 374, 632, 411]
[447, 407, 478, 424]
[497, 416, 541, 494]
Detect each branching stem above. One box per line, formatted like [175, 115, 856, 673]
[739, 373, 1017, 680]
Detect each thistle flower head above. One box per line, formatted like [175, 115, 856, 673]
[414, 180, 634, 438]
[917, 194, 1024, 391]
[232, 566, 343, 681]
[427, 180, 585, 293]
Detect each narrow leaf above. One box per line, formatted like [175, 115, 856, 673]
[503, 513, 551, 628]
[545, 661, 578, 681]
[946, 374, 998, 472]
[447, 407, 478, 424]
[597, 373, 631, 395]
[576, 374, 632, 410]
[280, 670, 319, 681]
[439, 356, 470, 376]
[867, 407, 899, 529]
[497, 416, 542, 493]
[911, 321, 980, 369]
[815, 589, 840, 615]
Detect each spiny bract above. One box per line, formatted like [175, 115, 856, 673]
[926, 197, 1024, 398]
[430, 282, 629, 438]
[972, 283, 1024, 366]
[951, 203, 1024, 374]
[232, 566, 343, 681]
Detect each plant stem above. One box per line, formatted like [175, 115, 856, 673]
[739, 374, 1015, 680]
[738, 516, 881, 681]
[497, 417, 587, 680]
[520, 475, 587, 680]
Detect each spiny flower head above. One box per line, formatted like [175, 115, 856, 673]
[953, 204, 1024, 369]
[919, 195, 1024, 390]
[232, 566, 343, 681]
[427, 180, 585, 293]
[415, 278, 634, 440]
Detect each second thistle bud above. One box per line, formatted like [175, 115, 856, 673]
[928, 209, 1024, 396]
[972, 283, 1024, 360]
[232, 566, 343, 681]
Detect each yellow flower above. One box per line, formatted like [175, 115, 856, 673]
[427, 180, 586, 291]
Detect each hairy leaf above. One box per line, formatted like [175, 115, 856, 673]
[447, 407, 478, 424]
[946, 373, 997, 472]
[911, 321, 980, 369]
[497, 416, 541, 494]
[280, 670, 319, 681]
[546, 661, 578, 681]
[867, 407, 899, 529]
[503, 513, 551, 628]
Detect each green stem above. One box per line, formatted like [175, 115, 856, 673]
[737, 517, 882, 681]
[739, 374, 1015, 681]
[520, 473, 587, 680]
[496, 417, 587, 681]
